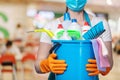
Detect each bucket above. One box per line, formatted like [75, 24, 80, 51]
[51, 40, 98, 80]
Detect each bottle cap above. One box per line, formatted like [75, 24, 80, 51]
[58, 24, 63, 29]
[84, 22, 89, 26]
[72, 19, 77, 23]
[64, 12, 71, 21]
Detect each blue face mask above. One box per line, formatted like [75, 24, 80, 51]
[66, 0, 87, 12]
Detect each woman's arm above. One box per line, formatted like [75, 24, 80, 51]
[104, 41, 113, 69]
[35, 42, 52, 73]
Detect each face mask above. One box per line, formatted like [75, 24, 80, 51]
[66, 0, 87, 12]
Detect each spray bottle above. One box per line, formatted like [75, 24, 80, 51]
[62, 12, 71, 30]
[67, 19, 82, 40]
[55, 24, 71, 40]
[82, 22, 91, 35]
[55, 24, 64, 39]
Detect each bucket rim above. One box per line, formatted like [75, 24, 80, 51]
[52, 40, 91, 43]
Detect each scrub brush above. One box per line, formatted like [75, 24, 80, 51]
[83, 21, 105, 40]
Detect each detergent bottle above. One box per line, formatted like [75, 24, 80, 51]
[55, 24, 64, 39]
[67, 19, 82, 40]
[82, 22, 90, 35]
[55, 24, 71, 40]
[59, 31, 71, 40]
[62, 12, 71, 30]
[81, 22, 91, 39]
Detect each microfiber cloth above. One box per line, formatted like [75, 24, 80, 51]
[97, 39, 110, 68]
[91, 39, 106, 71]
[97, 38, 108, 56]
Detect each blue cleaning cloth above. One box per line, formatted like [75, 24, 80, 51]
[91, 39, 106, 71]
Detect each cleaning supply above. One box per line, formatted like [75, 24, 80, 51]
[61, 12, 72, 40]
[97, 38, 108, 56]
[86, 59, 111, 76]
[55, 24, 64, 39]
[27, 28, 55, 39]
[91, 39, 106, 72]
[83, 21, 105, 40]
[82, 22, 90, 36]
[55, 24, 71, 40]
[52, 40, 98, 80]
[67, 19, 82, 40]
[62, 12, 71, 30]
[40, 53, 67, 74]
[59, 31, 72, 40]
[96, 38, 110, 68]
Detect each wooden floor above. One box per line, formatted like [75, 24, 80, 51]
[0, 53, 120, 80]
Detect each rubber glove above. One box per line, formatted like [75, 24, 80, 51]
[40, 53, 67, 74]
[86, 59, 110, 76]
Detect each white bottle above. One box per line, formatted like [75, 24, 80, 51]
[67, 19, 82, 40]
[54, 24, 71, 40]
[59, 31, 71, 40]
[55, 24, 64, 39]
[62, 12, 71, 30]
[81, 22, 90, 36]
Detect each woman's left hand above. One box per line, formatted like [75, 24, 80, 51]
[86, 59, 110, 76]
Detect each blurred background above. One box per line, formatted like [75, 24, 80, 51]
[0, 0, 120, 80]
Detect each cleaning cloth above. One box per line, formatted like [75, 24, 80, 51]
[96, 38, 110, 68]
[91, 39, 106, 71]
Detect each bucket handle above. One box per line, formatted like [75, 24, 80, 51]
[49, 43, 61, 54]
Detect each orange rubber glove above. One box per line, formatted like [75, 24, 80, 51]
[86, 59, 110, 76]
[40, 53, 67, 74]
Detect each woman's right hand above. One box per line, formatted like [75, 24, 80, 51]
[40, 53, 67, 74]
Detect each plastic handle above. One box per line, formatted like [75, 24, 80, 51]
[49, 43, 61, 54]
[34, 28, 54, 38]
